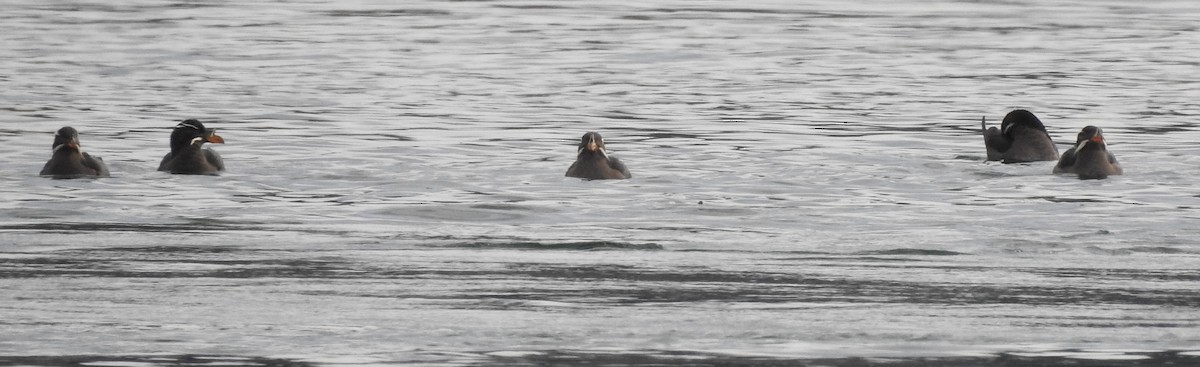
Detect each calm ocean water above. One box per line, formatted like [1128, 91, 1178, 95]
[2, 0, 1200, 365]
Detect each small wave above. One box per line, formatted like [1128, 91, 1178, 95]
[859, 248, 965, 256]
[322, 9, 452, 17]
[447, 241, 663, 251]
[0, 355, 315, 367]
[0, 222, 231, 233]
[971, 170, 1019, 178]
[474, 349, 1199, 366]
[492, 4, 571, 10]
[1125, 246, 1194, 254]
[1034, 196, 1118, 204]
[78, 245, 239, 255]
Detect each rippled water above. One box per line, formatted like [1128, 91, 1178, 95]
[3, 0, 1200, 365]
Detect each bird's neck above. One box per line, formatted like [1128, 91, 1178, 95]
[52, 148, 85, 162]
[172, 143, 205, 157]
[577, 150, 606, 160]
[1076, 143, 1107, 155]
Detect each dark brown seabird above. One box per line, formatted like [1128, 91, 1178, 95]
[565, 132, 631, 180]
[1054, 125, 1122, 180]
[982, 109, 1060, 163]
[158, 119, 225, 175]
[40, 126, 110, 179]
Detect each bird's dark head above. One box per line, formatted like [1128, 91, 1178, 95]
[52, 126, 81, 152]
[170, 119, 224, 152]
[1073, 125, 1107, 151]
[578, 131, 607, 155]
[1000, 109, 1048, 136]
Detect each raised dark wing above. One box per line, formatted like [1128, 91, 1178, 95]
[981, 117, 1010, 161]
[82, 153, 110, 177]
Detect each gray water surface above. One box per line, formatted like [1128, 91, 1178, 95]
[2, 0, 1200, 365]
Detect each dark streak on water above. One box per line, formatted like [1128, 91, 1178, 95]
[0, 355, 315, 367]
[480, 350, 1200, 367]
[4, 245, 1200, 310]
[4, 351, 1200, 367]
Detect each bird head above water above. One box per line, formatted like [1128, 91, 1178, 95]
[577, 131, 607, 156]
[159, 119, 226, 174]
[1072, 125, 1107, 152]
[52, 126, 82, 153]
[42, 126, 110, 178]
[999, 109, 1049, 136]
[170, 119, 224, 153]
[1053, 125, 1122, 180]
[566, 131, 631, 180]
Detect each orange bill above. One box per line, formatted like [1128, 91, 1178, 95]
[207, 132, 225, 144]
